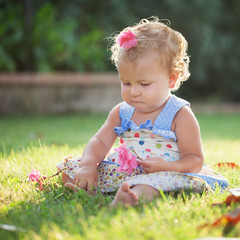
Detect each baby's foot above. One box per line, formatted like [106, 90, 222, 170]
[110, 182, 138, 208]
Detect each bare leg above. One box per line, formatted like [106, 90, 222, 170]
[110, 182, 160, 208]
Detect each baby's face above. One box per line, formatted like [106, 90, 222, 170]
[118, 51, 172, 114]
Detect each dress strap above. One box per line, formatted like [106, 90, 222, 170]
[153, 95, 190, 131]
[119, 102, 135, 122]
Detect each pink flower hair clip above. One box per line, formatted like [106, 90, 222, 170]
[116, 30, 138, 50]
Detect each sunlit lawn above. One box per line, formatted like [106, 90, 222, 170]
[0, 113, 240, 239]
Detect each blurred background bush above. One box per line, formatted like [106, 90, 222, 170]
[0, 0, 240, 101]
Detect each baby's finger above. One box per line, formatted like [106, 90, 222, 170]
[93, 179, 98, 188]
[64, 183, 81, 192]
[141, 166, 150, 173]
[73, 176, 86, 188]
[78, 180, 89, 190]
[137, 161, 144, 169]
[87, 183, 98, 194]
[139, 160, 149, 167]
[72, 175, 79, 185]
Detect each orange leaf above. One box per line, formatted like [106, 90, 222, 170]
[215, 162, 239, 169]
[212, 191, 240, 206]
[203, 207, 240, 228]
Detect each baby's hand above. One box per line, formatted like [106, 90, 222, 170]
[139, 157, 170, 173]
[67, 166, 98, 192]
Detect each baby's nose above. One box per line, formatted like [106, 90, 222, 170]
[130, 85, 141, 96]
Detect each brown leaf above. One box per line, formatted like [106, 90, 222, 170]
[224, 195, 240, 205]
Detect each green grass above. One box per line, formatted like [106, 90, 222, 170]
[0, 113, 240, 240]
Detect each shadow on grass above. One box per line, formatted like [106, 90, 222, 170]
[1, 172, 209, 240]
[2, 179, 239, 239]
[0, 181, 114, 240]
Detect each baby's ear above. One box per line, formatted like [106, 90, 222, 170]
[169, 71, 179, 89]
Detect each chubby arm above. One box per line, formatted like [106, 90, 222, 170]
[140, 106, 204, 173]
[170, 106, 204, 172]
[80, 103, 121, 167]
[72, 103, 121, 190]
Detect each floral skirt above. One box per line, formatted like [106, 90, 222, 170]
[55, 155, 228, 193]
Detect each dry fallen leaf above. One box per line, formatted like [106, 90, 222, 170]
[215, 162, 239, 169]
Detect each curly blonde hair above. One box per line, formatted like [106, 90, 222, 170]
[110, 17, 190, 91]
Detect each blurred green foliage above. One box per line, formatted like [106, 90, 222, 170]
[0, 0, 240, 100]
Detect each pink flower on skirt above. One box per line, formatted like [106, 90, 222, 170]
[115, 143, 138, 174]
[116, 30, 138, 50]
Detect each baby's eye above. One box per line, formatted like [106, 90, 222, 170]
[122, 82, 130, 86]
[141, 83, 151, 86]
